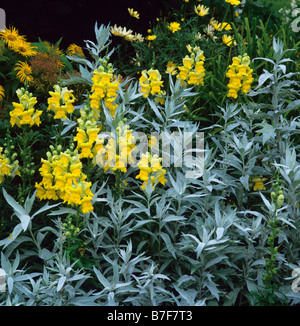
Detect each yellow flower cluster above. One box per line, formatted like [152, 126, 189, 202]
[0, 26, 37, 57]
[225, 0, 241, 5]
[209, 19, 232, 32]
[74, 106, 101, 160]
[166, 61, 177, 75]
[89, 65, 120, 119]
[10, 88, 42, 127]
[96, 121, 136, 173]
[66, 43, 85, 58]
[226, 54, 253, 99]
[35, 145, 94, 214]
[250, 176, 268, 191]
[136, 152, 167, 190]
[110, 25, 144, 43]
[0, 147, 19, 184]
[47, 85, 75, 119]
[168, 22, 181, 33]
[177, 45, 205, 86]
[139, 69, 164, 98]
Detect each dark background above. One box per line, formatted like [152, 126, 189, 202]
[1, 0, 179, 48]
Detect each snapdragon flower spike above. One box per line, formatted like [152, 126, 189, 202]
[89, 65, 120, 119]
[74, 106, 101, 160]
[139, 68, 164, 98]
[226, 54, 253, 99]
[136, 152, 167, 191]
[95, 121, 136, 173]
[35, 145, 94, 214]
[10, 88, 42, 127]
[0, 147, 20, 184]
[176, 45, 205, 86]
[47, 85, 75, 119]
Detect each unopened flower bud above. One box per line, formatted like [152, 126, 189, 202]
[277, 194, 284, 208]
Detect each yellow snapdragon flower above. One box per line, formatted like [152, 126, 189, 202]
[35, 145, 94, 214]
[47, 85, 75, 119]
[139, 69, 163, 98]
[226, 54, 253, 99]
[74, 106, 101, 160]
[10, 88, 42, 127]
[94, 121, 136, 174]
[136, 152, 167, 190]
[177, 45, 205, 86]
[0, 147, 19, 184]
[89, 65, 120, 119]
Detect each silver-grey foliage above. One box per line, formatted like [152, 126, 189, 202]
[0, 29, 299, 306]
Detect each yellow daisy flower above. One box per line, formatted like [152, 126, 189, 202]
[194, 4, 209, 17]
[146, 35, 157, 41]
[14, 61, 34, 84]
[12, 40, 37, 57]
[222, 34, 235, 46]
[66, 43, 85, 58]
[0, 85, 4, 102]
[168, 22, 181, 33]
[128, 8, 140, 19]
[0, 26, 26, 48]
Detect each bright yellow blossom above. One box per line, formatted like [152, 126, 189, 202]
[0, 26, 26, 48]
[36, 145, 94, 214]
[177, 46, 205, 86]
[47, 85, 75, 119]
[225, 0, 241, 5]
[146, 35, 157, 41]
[222, 34, 236, 46]
[168, 22, 181, 33]
[14, 61, 34, 84]
[10, 88, 42, 127]
[128, 8, 140, 19]
[226, 54, 253, 98]
[0, 85, 4, 102]
[139, 69, 163, 98]
[194, 4, 209, 16]
[12, 40, 37, 57]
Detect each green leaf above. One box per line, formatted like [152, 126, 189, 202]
[256, 122, 276, 145]
[160, 232, 177, 258]
[2, 188, 26, 217]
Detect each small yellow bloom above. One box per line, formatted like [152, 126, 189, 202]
[194, 4, 209, 17]
[66, 43, 85, 58]
[253, 181, 266, 191]
[225, 0, 241, 5]
[166, 61, 177, 75]
[81, 197, 94, 214]
[222, 34, 235, 46]
[128, 8, 140, 19]
[168, 22, 181, 33]
[146, 35, 157, 41]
